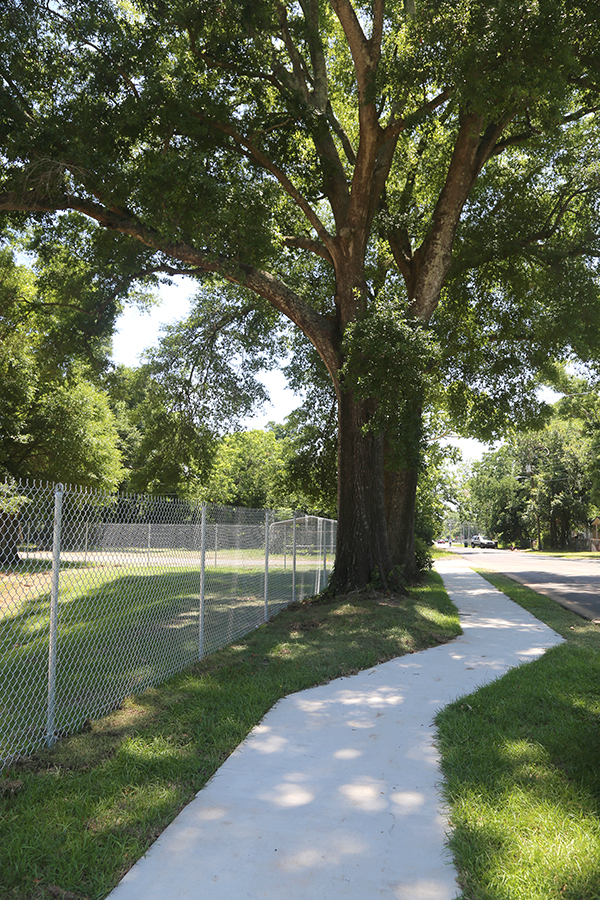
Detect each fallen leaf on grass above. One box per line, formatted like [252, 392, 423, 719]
[46, 885, 88, 900]
[0, 778, 23, 795]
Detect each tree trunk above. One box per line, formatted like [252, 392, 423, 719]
[382, 398, 424, 581]
[328, 388, 394, 593]
[384, 464, 419, 580]
[0, 512, 22, 567]
[550, 513, 557, 549]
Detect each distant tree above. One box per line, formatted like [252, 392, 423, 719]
[141, 283, 285, 435]
[102, 281, 289, 496]
[200, 430, 289, 510]
[0, 249, 124, 490]
[0, 248, 38, 463]
[537, 423, 592, 548]
[413, 439, 457, 564]
[554, 381, 600, 512]
[277, 411, 338, 518]
[103, 364, 217, 496]
[275, 343, 339, 518]
[0, 483, 28, 567]
[465, 411, 595, 549]
[467, 446, 529, 546]
[23, 378, 125, 490]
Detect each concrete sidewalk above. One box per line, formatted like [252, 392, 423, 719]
[107, 558, 563, 900]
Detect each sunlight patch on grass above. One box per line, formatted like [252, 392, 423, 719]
[437, 569, 600, 899]
[329, 602, 370, 616]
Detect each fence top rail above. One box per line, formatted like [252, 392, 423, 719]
[271, 515, 336, 526]
[2, 478, 336, 526]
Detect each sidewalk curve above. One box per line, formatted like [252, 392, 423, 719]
[107, 558, 563, 900]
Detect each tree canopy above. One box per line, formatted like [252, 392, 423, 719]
[200, 429, 290, 510]
[0, 247, 124, 490]
[2, 0, 600, 589]
[458, 382, 600, 549]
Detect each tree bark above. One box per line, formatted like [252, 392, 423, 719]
[0, 513, 22, 567]
[382, 394, 424, 581]
[384, 464, 419, 580]
[327, 387, 394, 593]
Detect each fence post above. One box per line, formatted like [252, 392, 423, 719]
[46, 483, 64, 748]
[199, 501, 206, 659]
[323, 518, 328, 585]
[292, 511, 297, 603]
[314, 517, 321, 595]
[264, 509, 269, 622]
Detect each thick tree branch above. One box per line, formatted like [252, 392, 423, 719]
[299, 0, 328, 111]
[385, 89, 452, 139]
[0, 189, 341, 384]
[281, 235, 334, 264]
[352, 97, 449, 261]
[409, 111, 486, 319]
[404, 113, 513, 320]
[192, 114, 333, 248]
[370, 0, 385, 56]
[238, 268, 340, 385]
[281, 2, 351, 224]
[329, 0, 381, 121]
[276, 2, 312, 103]
[329, 0, 371, 79]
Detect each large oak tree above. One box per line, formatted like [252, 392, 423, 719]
[2, 0, 600, 590]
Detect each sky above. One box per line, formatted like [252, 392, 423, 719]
[111, 277, 489, 460]
[110, 277, 303, 430]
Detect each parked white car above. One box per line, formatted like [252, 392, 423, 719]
[471, 534, 498, 549]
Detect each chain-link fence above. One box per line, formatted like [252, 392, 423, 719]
[0, 479, 337, 771]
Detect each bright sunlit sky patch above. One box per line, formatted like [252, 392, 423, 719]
[110, 277, 301, 430]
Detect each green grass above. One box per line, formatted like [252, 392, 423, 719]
[436, 570, 600, 899]
[1, 559, 327, 766]
[432, 547, 458, 559]
[0, 571, 460, 900]
[520, 550, 600, 560]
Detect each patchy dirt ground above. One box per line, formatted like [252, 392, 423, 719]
[0, 570, 52, 616]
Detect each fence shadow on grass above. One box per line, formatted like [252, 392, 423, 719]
[0, 564, 302, 768]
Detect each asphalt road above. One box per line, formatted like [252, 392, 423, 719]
[453, 546, 600, 623]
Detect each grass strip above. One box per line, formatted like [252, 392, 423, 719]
[436, 569, 600, 900]
[0, 571, 460, 900]
[520, 551, 600, 560]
